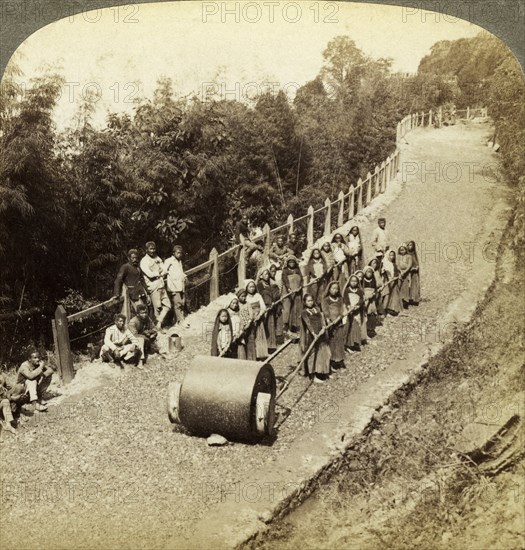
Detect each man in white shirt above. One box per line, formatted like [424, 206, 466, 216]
[163, 245, 189, 327]
[140, 241, 171, 330]
[100, 314, 139, 367]
[371, 218, 390, 260]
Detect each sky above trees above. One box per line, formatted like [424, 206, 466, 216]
[10, 1, 480, 129]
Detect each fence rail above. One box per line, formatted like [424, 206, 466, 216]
[44, 105, 486, 381]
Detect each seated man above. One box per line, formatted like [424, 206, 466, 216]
[100, 314, 140, 367]
[128, 304, 162, 366]
[16, 351, 54, 413]
[270, 235, 293, 269]
[0, 373, 25, 433]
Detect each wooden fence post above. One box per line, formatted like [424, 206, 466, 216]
[287, 214, 294, 234]
[384, 157, 391, 192]
[429, 109, 433, 126]
[263, 223, 271, 264]
[466, 106, 470, 120]
[396, 121, 401, 145]
[323, 197, 331, 236]
[209, 248, 219, 301]
[356, 178, 363, 212]
[366, 171, 372, 205]
[337, 190, 345, 227]
[373, 166, 380, 198]
[307, 205, 314, 247]
[380, 161, 386, 193]
[348, 184, 355, 219]
[237, 236, 246, 287]
[53, 305, 74, 384]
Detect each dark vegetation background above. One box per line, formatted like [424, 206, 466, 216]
[0, 32, 523, 365]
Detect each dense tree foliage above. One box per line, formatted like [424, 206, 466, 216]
[0, 32, 522, 316]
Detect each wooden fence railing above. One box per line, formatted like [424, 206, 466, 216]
[51, 105, 487, 380]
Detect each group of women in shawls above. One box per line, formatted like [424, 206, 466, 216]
[210, 224, 421, 384]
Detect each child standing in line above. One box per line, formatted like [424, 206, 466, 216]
[300, 294, 331, 383]
[322, 282, 347, 371]
[211, 309, 233, 357]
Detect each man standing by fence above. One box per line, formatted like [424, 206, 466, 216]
[371, 218, 390, 260]
[163, 245, 189, 328]
[113, 249, 148, 314]
[140, 241, 171, 331]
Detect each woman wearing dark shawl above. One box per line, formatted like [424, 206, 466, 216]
[397, 244, 414, 308]
[305, 247, 328, 304]
[347, 225, 363, 274]
[257, 266, 277, 352]
[211, 309, 233, 357]
[299, 294, 331, 382]
[282, 255, 303, 334]
[407, 240, 421, 305]
[368, 258, 385, 320]
[381, 250, 402, 315]
[363, 266, 378, 336]
[321, 281, 346, 370]
[244, 279, 268, 360]
[344, 275, 364, 351]
[269, 264, 284, 345]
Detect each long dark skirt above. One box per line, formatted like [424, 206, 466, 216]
[233, 340, 247, 360]
[264, 309, 277, 351]
[275, 304, 284, 345]
[329, 323, 346, 363]
[283, 293, 302, 330]
[410, 271, 421, 303]
[246, 325, 257, 360]
[346, 314, 361, 347]
[383, 281, 402, 314]
[399, 274, 411, 304]
[255, 322, 268, 359]
[303, 339, 331, 376]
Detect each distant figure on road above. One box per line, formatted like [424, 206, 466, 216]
[371, 217, 389, 260]
[140, 241, 171, 331]
[113, 249, 148, 314]
[406, 240, 421, 305]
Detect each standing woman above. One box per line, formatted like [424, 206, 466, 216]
[244, 279, 268, 360]
[397, 244, 414, 309]
[282, 255, 303, 335]
[227, 294, 247, 359]
[320, 239, 336, 281]
[257, 267, 277, 353]
[369, 258, 385, 321]
[269, 264, 284, 345]
[321, 282, 347, 371]
[344, 275, 364, 351]
[347, 226, 363, 274]
[211, 309, 233, 357]
[407, 240, 421, 305]
[381, 250, 402, 316]
[331, 233, 351, 289]
[236, 289, 253, 359]
[363, 266, 378, 336]
[306, 248, 328, 304]
[352, 270, 368, 344]
[300, 294, 331, 383]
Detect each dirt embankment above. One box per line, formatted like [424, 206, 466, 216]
[248, 218, 525, 549]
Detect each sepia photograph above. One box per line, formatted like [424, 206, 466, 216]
[0, 1, 524, 548]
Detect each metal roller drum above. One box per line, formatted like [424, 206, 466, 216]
[167, 355, 276, 441]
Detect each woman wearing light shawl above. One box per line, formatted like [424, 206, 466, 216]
[269, 264, 284, 345]
[397, 244, 414, 308]
[300, 293, 331, 382]
[344, 275, 364, 351]
[211, 309, 233, 357]
[381, 250, 402, 315]
[257, 266, 277, 352]
[305, 247, 328, 304]
[368, 258, 385, 320]
[407, 240, 421, 305]
[244, 279, 268, 359]
[347, 225, 363, 274]
[282, 255, 303, 334]
[321, 281, 346, 370]
[331, 233, 351, 289]
[363, 266, 378, 336]
[228, 293, 247, 360]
